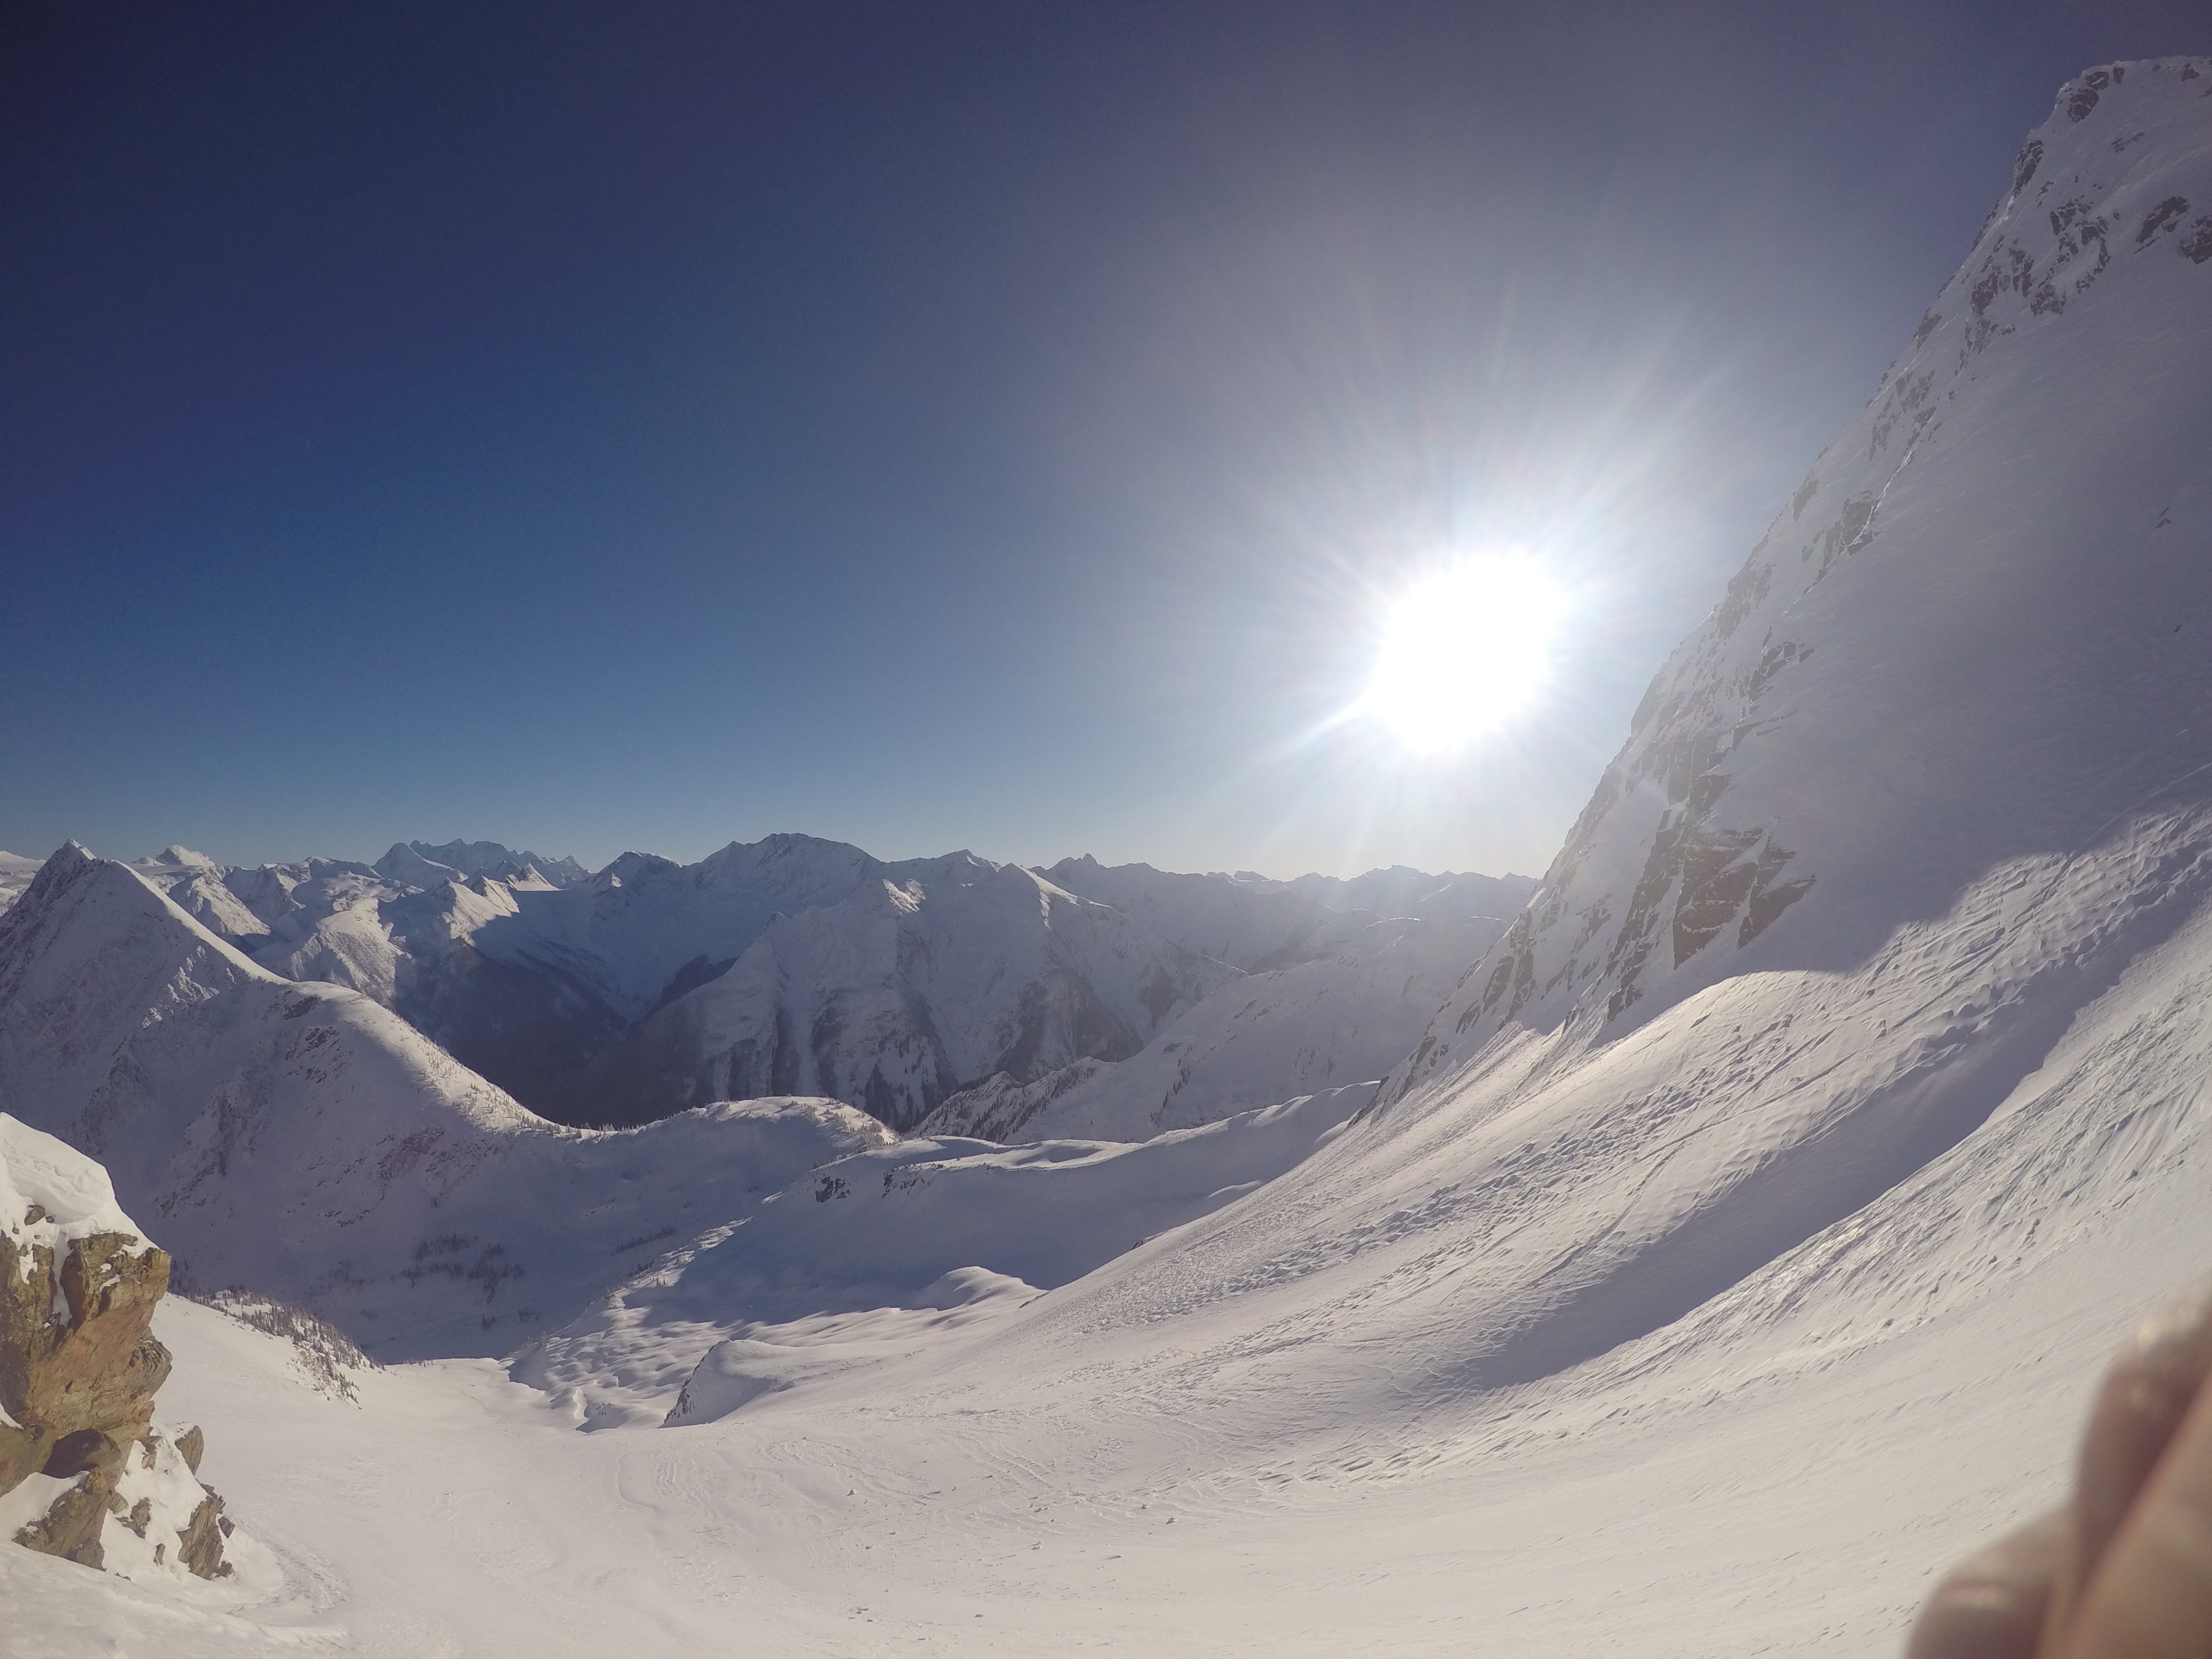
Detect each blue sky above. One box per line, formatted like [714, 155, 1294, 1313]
[2, 1, 2200, 879]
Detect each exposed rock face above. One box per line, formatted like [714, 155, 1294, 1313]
[173, 1487, 229, 1578]
[11, 1472, 113, 1567]
[1, 1113, 229, 1580]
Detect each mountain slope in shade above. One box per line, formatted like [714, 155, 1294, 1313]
[1040, 854, 1533, 970]
[581, 854, 1233, 1129]
[917, 914, 1501, 1142]
[39, 834, 1522, 1137]
[185, 835, 1251, 1130]
[0, 845, 890, 1360]
[1280, 863, 1537, 924]
[126, 846, 273, 944]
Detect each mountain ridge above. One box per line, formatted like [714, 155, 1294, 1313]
[1, 834, 1528, 1136]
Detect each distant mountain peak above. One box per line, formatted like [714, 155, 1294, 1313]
[374, 838, 587, 890]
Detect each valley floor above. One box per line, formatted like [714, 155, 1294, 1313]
[3, 1160, 2192, 1659]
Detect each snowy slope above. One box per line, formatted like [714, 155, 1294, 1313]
[513, 1086, 1368, 1428]
[36, 821, 2212, 1657]
[0, 845, 893, 1359]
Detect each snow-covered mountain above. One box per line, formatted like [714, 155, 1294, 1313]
[44, 833, 1515, 1135]
[373, 838, 588, 889]
[0, 845, 893, 1359]
[917, 913, 1502, 1142]
[1279, 863, 1535, 923]
[907, 858, 1531, 1144]
[575, 851, 1235, 1128]
[1040, 853, 1533, 969]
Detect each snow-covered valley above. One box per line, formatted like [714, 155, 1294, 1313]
[4, 55, 2212, 1658]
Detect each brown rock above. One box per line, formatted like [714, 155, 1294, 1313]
[41, 1232, 175, 1437]
[0, 1228, 173, 1468]
[0, 1417, 49, 1493]
[175, 1489, 228, 1579]
[2, 1219, 228, 1576]
[12, 1470, 112, 1569]
[175, 1423, 205, 1475]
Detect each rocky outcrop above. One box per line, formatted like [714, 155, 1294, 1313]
[1, 1113, 231, 1580]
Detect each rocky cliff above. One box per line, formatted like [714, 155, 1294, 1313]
[0, 1114, 228, 1579]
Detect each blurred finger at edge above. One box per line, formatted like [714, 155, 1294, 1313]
[2073, 1280, 2212, 1583]
[1907, 1510, 2067, 1659]
[2055, 1369, 2212, 1659]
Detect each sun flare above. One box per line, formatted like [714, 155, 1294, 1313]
[1362, 557, 1568, 754]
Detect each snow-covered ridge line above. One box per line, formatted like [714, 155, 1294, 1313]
[7, 833, 1529, 1140]
[0, 843, 904, 1359]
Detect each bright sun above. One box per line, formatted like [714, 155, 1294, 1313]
[1361, 557, 1568, 754]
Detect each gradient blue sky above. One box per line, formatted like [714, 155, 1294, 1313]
[2, 1, 2201, 879]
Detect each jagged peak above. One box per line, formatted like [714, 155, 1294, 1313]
[2, 844, 288, 993]
[593, 850, 682, 888]
[142, 844, 220, 869]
